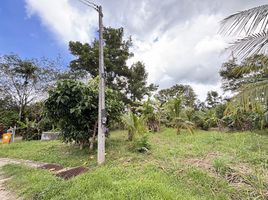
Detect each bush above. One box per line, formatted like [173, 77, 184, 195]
[132, 134, 151, 153]
[0, 98, 19, 129]
[223, 102, 267, 131]
[17, 118, 41, 140]
[122, 111, 147, 141]
[45, 79, 124, 148]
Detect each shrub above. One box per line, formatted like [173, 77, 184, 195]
[132, 134, 151, 153]
[45, 79, 124, 148]
[17, 118, 41, 140]
[122, 111, 147, 141]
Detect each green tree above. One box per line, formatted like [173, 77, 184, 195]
[122, 111, 146, 141]
[17, 118, 40, 140]
[140, 99, 160, 132]
[155, 84, 196, 107]
[0, 54, 58, 121]
[127, 62, 158, 102]
[69, 27, 132, 91]
[45, 78, 124, 149]
[0, 97, 18, 128]
[220, 55, 268, 131]
[206, 91, 222, 108]
[122, 111, 150, 152]
[223, 101, 267, 131]
[220, 55, 268, 97]
[69, 27, 157, 105]
[166, 96, 194, 134]
[220, 57, 242, 92]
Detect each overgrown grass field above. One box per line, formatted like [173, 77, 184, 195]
[0, 129, 267, 199]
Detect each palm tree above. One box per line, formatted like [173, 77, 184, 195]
[220, 4, 268, 58]
[122, 111, 146, 141]
[220, 4, 268, 102]
[166, 96, 194, 134]
[140, 99, 161, 132]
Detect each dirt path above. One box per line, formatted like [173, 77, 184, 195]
[0, 175, 19, 200]
[0, 158, 46, 200]
[0, 158, 89, 199]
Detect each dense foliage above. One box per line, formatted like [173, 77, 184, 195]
[220, 54, 268, 99]
[219, 54, 268, 130]
[45, 79, 124, 148]
[69, 27, 157, 105]
[0, 97, 18, 129]
[0, 54, 58, 121]
[155, 84, 196, 107]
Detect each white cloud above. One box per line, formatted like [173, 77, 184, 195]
[130, 14, 227, 99]
[24, 0, 267, 100]
[25, 0, 97, 44]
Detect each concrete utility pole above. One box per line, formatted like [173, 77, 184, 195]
[97, 5, 106, 164]
[78, 0, 106, 164]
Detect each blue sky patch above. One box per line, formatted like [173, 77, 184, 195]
[0, 0, 72, 67]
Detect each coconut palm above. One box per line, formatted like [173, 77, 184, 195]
[220, 4, 268, 58]
[220, 4, 268, 102]
[166, 96, 194, 134]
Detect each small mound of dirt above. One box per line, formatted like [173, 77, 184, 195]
[56, 166, 89, 180]
[39, 164, 64, 172]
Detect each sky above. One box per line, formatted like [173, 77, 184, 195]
[0, 0, 267, 100]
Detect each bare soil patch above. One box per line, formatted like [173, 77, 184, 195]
[39, 164, 64, 172]
[56, 166, 89, 180]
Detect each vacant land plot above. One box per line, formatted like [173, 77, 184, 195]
[0, 129, 267, 200]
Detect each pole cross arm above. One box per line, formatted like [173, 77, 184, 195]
[78, 0, 101, 13]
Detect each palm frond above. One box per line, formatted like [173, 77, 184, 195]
[234, 65, 266, 75]
[232, 54, 268, 74]
[122, 112, 146, 136]
[228, 32, 268, 58]
[182, 121, 195, 134]
[220, 4, 268, 36]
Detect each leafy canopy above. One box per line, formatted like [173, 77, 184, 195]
[0, 54, 58, 121]
[45, 78, 124, 144]
[220, 54, 268, 103]
[69, 27, 157, 105]
[155, 84, 196, 107]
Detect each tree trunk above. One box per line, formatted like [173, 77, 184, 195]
[79, 142, 84, 150]
[177, 127, 180, 135]
[158, 120, 161, 132]
[18, 104, 23, 121]
[89, 121, 98, 151]
[128, 130, 133, 141]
